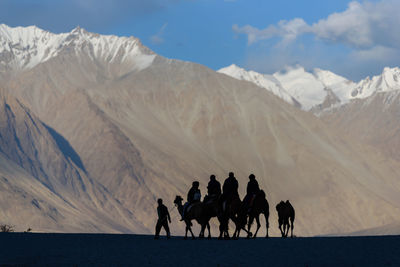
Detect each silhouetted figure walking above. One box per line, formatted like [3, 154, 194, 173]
[243, 174, 260, 212]
[155, 198, 171, 239]
[276, 200, 295, 238]
[204, 175, 221, 203]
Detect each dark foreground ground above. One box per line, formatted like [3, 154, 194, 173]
[0, 233, 399, 266]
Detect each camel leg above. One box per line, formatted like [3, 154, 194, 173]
[278, 221, 284, 237]
[285, 223, 289, 238]
[189, 227, 196, 239]
[234, 227, 241, 239]
[290, 219, 294, 238]
[247, 216, 254, 239]
[199, 224, 205, 238]
[265, 213, 269, 238]
[221, 218, 230, 240]
[282, 224, 285, 237]
[253, 216, 261, 238]
[225, 230, 230, 240]
[185, 225, 189, 240]
[224, 223, 231, 240]
[207, 222, 211, 239]
[218, 224, 224, 240]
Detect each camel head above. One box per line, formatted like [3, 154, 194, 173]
[174, 195, 183, 206]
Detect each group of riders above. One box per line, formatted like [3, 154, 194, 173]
[155, 172, 295, 240]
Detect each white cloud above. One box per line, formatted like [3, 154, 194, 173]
[233, 0, 400, 49]
[233, 18, 309, 46]
[150, 23, 168, 45]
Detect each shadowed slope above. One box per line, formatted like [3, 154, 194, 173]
[0, 88, 147, 233]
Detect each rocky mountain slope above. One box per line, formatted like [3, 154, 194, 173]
[0, 88, 146, 232]
[1, 25, 400, 236]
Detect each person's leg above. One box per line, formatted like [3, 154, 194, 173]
[154, 221, 161, 239]
[163, 222, 171, 239]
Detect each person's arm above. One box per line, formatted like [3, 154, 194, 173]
[167, 208, 171, 223]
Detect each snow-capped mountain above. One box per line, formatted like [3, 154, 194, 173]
[219, 64, 400, 113]
[351, 67, 400, 99]
[219, 64, 356, 110]
[218, 64, 301, 107]
[0, 24, 155, 72]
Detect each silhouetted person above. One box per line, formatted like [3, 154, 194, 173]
[244, 174, 260, 211]
[204, 175, 221, 203]
[181, 181, 201, 220]
[222, 172, 239, 200]
[221, 172, 239, 212]
[155, 198, 171, 239]
[187, 181, 201, 203]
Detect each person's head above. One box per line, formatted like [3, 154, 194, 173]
[229, 172, 234, 178]
[157, 198, 163, 205]
[210, 174, 216, 181]
[249, 174, 255, 180]
[192, 181, 199, 188]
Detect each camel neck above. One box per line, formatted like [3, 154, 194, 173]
[177, 203, 183, 215]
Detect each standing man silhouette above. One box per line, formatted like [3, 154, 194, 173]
[154, 198, 171, 239]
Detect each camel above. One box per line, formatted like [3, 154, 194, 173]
[220, 194, 252, 240]
[174, 195, 210, 239]
[233, 190, 269, 239]
[198, 195, 222, 239]
[276, 200, 295, 238]
[247, 190, 269, 238]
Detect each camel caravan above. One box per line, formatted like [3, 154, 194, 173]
[155, 172, 295, 240]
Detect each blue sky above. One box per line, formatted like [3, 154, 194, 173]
[1, 0, 399, 81]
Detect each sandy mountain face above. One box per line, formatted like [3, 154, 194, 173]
[319, 67, 400, 167]
[1, 25, 400, 236]
[0, 88, 147, 233]
[321, 90, 400, 161]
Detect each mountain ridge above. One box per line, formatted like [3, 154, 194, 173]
[219, 64, 400, 112]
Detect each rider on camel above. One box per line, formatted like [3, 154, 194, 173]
[244, 174, 260, 212]
[204, 174, 221, 203]
[181, 181, 201, 220]
[221, 172, 239, 209]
